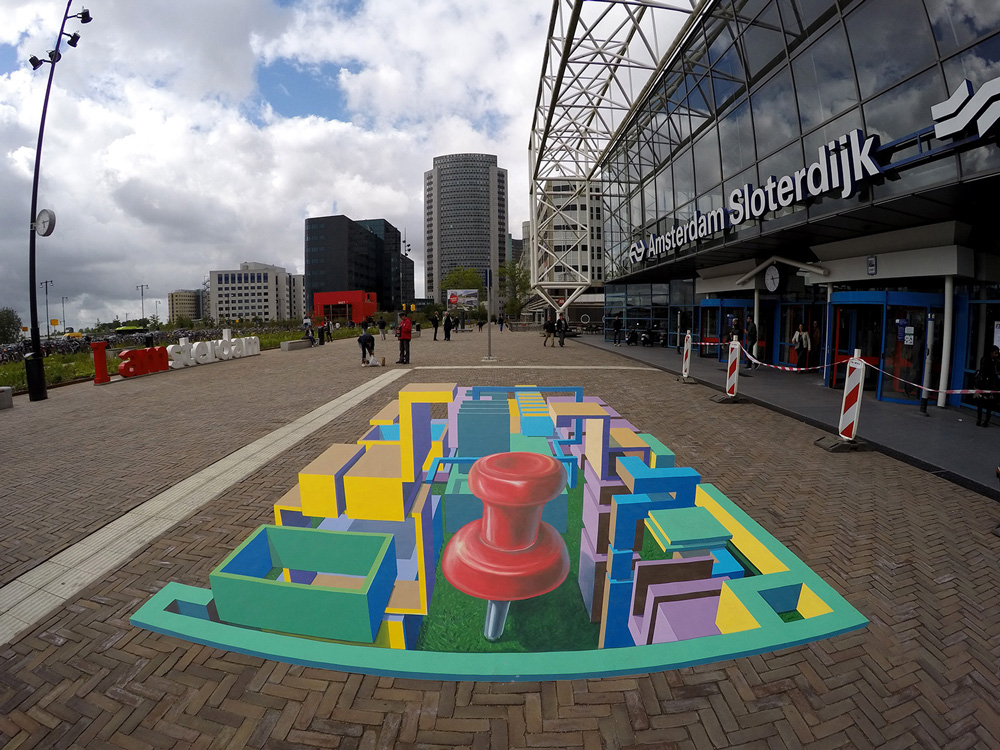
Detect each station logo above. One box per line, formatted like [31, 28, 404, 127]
[628, 75, 1000, 266]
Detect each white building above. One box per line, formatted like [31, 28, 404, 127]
[208, 262, 305, 323]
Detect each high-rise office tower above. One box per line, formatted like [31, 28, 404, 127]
[424, 153, 508, 305]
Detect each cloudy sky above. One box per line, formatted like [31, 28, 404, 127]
[0, 0, 550, 330]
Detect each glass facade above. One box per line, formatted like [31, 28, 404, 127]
[601, 0, 1000, 282]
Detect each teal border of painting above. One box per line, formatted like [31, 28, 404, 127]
[131, 484, 867, 681]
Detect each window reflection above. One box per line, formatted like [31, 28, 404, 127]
[751, 67, 798, 158]
[924, 0, 1000, 56]
[720, 100, 756, 179]
[742, 2, 787, 83]
[863, 69, 956, 197]
[693, 127, 722, 192]
[846, 0, 936, 99]
[792, 24, 858, 130]
[673, 147, 696, 207]
[942, 34, 1000, 177]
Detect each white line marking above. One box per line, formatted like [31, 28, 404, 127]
[0, 369, 407, 645]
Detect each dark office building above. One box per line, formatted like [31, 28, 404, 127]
[304, 215, 413, 313]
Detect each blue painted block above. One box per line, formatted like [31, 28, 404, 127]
[616, 457, 700, 505]
[710, 547, 744, 579]
[600, 575, 637, 649]
[608, 545, 634, 579]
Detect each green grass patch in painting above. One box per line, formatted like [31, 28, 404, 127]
[417, 479, 600, 653]
[778, 610, 804, 623]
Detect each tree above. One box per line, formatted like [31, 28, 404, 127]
[500, 259, 532, 320]
[0, 307, 23, 344]
[440, 267, 486, 307]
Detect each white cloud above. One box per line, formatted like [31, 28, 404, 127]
[0, 0, 549, 333]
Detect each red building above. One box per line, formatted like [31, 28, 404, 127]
[312, 291, 378, 324]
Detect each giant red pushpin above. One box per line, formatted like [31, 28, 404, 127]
[442, 452, 569, 640]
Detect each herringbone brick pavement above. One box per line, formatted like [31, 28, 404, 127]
[1, 330, 999, 748]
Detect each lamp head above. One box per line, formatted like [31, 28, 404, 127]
[77, 9, 92, 23]
[47, 49, 61, 63]
[66, 32, 80, 47]
[29, 55, 44, 70]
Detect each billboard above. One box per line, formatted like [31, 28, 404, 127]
[447, 289, 479, 310]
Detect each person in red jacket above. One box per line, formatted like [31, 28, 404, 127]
[396, 312, 412, 364]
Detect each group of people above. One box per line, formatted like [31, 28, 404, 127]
[543, 313, 569, 347]
[427, 313, 455, 341]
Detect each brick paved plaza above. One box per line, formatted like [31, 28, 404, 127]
[1, 327, 999, 749]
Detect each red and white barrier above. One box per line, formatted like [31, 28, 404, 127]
[682, 331, 692, 379]
[726, 339, 740, 396]
[838, 354, 865, 440]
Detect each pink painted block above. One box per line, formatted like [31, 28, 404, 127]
[630, 574, 725, 645]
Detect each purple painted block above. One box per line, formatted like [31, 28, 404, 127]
[631, 577, 725, 645]
[652, 596, 723, 643]
[547, 396, 606, 405]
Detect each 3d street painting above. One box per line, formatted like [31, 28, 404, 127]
[131, 383, 867, 680]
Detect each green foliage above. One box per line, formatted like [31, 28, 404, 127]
[416, 480, 599, 653]
[500, 260, 532, 319]
[0, 307, 23, 344]
[440, 267, 486, 303]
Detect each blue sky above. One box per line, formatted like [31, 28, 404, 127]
[0, 0, 550, 328]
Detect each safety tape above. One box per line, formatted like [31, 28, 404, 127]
[737, 344, 1000, 396]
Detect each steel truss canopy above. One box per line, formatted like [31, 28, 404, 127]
[529, 0, 698, 313]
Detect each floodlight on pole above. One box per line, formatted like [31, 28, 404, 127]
[24, 2, 94, 401]
[137, 284, 149, 321]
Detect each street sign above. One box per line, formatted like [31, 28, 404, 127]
[50, 318, 59, 326]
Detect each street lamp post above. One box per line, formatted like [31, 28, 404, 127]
[61, 295, 68, 333]
[137, 284, 148, 321]
[41, 280, 54, 338]
[24, 2, 93, 401]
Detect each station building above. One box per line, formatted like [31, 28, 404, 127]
[597, 0, 1000, 409]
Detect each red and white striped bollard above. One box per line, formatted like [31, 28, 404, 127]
[726, 337, 740, 396]
[682, 331, 692, 379]
[838, 349, 865, 441]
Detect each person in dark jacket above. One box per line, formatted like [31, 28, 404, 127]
[443, 313, 454, 341]
[556, 313, 568, 347]
[543, 316, 556, 347]
[430, 314, 440, 341]
[976, 345, 999, 427]
[744, 314, 758, 369]
[358, 332, 376, 365]
[613, 313, 623, 346]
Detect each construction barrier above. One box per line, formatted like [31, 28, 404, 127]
[682, 331, 692, 379]
[838, 355, 865, 441]
[726, 339, 740, 397]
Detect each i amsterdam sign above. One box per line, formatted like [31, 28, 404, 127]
[628, 75, 1000, 265]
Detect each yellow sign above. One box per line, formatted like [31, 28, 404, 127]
[51, 319, 59, 326]
[21, 326, 28, 332]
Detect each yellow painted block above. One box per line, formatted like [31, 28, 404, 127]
[610, 427, 646, 450]
[797, 583, 833, 619]
[584, 417, 609, 476]
[716, 582, 760, 634]
[343, 444, 406, 521]
[398, 383, 457, 482]
[273, 485, 302, 526]
[385, 618, 408, 649]
[548, 401, 609, 420]
[386, 484, 433, 616]
[298, 444, 366, 518]
[370, 400, 400, 425]
[509, 398, 521, 433]
[695, 486, 788, 575]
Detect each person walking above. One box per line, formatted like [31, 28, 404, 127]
[443, 312, 454, 341]
[498, 314, 505, 332]
[613, 313, 623, 346]
[397, 312, 412, 364]
[976, 345, 999, 427]
[556, 313, 568, 347]
[377, 316, 387, 341]
[744, 315, 758, 369]
[478, 318, 485, 332]
[792, 323, 811, 370]
[430, 313, 440, 341]
[358, 331, 376, 365]
[543, 316, 556, 347]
